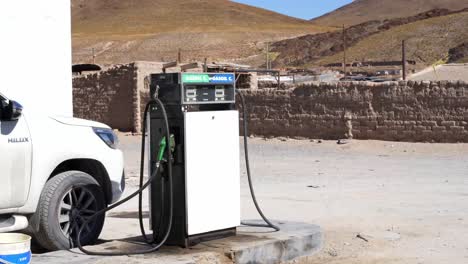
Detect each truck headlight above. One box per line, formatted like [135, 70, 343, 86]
[93, 127, 118, 149]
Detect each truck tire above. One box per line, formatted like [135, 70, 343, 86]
[34, 171, 106, 251]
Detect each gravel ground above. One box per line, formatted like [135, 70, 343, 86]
[107, 133, 468, 264]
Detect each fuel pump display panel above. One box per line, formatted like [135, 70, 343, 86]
[150, 73, 236, 106]
[183, 84, 235, 104]
[181, 73, 235, 105]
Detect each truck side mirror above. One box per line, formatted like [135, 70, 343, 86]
[1, 100, 23, 121]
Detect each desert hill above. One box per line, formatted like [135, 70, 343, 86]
[315, 11, 468, 67]
[72, 0, 327, 65]
[272, 9, 468, 68]
[311, 0, 468, 26]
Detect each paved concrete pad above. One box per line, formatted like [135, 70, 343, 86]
[33, 221, 322, 264]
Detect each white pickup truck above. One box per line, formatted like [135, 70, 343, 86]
[0, 1, 125, 250]
[0, 92, 125, 250]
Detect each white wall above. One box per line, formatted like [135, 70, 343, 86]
[0, 1, 73, 116]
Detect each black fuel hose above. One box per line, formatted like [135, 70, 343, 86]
[236, 90, 280, 232]
[76, 97, 174, 255]
[138, 101, 155, 244]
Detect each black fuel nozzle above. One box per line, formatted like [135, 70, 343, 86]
[169, 134, 175, 154]
[150, 84, 161, 100]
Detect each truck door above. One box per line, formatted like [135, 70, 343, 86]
[0, 96, 32, 209]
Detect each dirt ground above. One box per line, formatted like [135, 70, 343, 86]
[111, 133, 468, 264]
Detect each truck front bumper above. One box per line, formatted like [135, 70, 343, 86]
[110, 171, 126, 204]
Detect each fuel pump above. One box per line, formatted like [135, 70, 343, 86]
[148, 73, 241, 247]
[77, 72, 278, 256]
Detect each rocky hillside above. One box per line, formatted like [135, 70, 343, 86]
[71, 0, 327, 65]
[448, 43, 468, 63]
[314, 11, 468, 68]
[272, 9, 468, 68]
[311, 0, 468, 26]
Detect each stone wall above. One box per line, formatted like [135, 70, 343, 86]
[73, 61, 201, 132]
[73, 62, 254, 132]
[242, 81, 468, 142]
[73, 64, 137, 131]
[134, 62, 164, 132]
[73, 62, 165, 132]
[73, 64, 468, 142]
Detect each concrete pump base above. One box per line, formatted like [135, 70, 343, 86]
[33, 221, 322, 264]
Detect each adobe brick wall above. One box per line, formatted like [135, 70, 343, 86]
[73, 64, 137, 131]
[133, 62, 164, 132]
[72, 61, 201, 132]
[73, 64, 468, 142]
[241, 81, 468, 142]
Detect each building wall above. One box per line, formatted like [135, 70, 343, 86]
[72, 61, 201, 132]
[134, 61, 165, 133]
[73, 64, 468, 142]
[242, 81, 468, 142]
[73, 64, 137, 131]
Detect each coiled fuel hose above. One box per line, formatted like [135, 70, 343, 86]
[76, 97, 174, 255]
[76, 90, 277, 256]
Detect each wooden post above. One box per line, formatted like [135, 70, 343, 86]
[266, 42, 270, 70]
[203, 58, 208, 72]
[178, 48, 181, 63]
[342, 24, 347, 77]
[277, 71, 280, 89]
[402, 40, 407, 80]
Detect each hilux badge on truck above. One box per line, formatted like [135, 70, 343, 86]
[8, 137, 29, 143]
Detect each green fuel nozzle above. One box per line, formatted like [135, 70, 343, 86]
[156, 134, 175, 162]
[157, 137, 167, 162]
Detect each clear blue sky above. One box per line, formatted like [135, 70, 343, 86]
[232, 0, 354, 20]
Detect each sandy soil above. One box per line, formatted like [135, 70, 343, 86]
[111, 133, 468, 264]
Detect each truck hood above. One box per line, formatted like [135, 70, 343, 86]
[50, 116, 110, 129]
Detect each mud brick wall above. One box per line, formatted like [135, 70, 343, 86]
[73, 64, 137, 131]
[73, 61, 199, 132]
[74, 64, 468, 142]
[241, 81, 468, 142]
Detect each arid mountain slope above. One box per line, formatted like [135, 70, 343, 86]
[72, 0, 327, 64]
[315, 11, 468, 68]
[311, 0, 468, 26]
[273, 9, 467, 68]
[272, 9, 468, 68]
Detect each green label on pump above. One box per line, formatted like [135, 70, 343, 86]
[182, 73, 235, 84]
[182, 74, 210, 83]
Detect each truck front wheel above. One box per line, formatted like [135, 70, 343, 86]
[34, 171, 106, 250]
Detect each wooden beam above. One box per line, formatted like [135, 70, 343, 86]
[162, 61, 178, 73]
[180, 62, 199, 72]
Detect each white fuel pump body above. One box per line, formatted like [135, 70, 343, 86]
[184, 110, 241, 235]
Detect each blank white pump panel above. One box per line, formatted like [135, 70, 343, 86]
[0, 1, 73, 116]
[184, 110, 241, 235]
